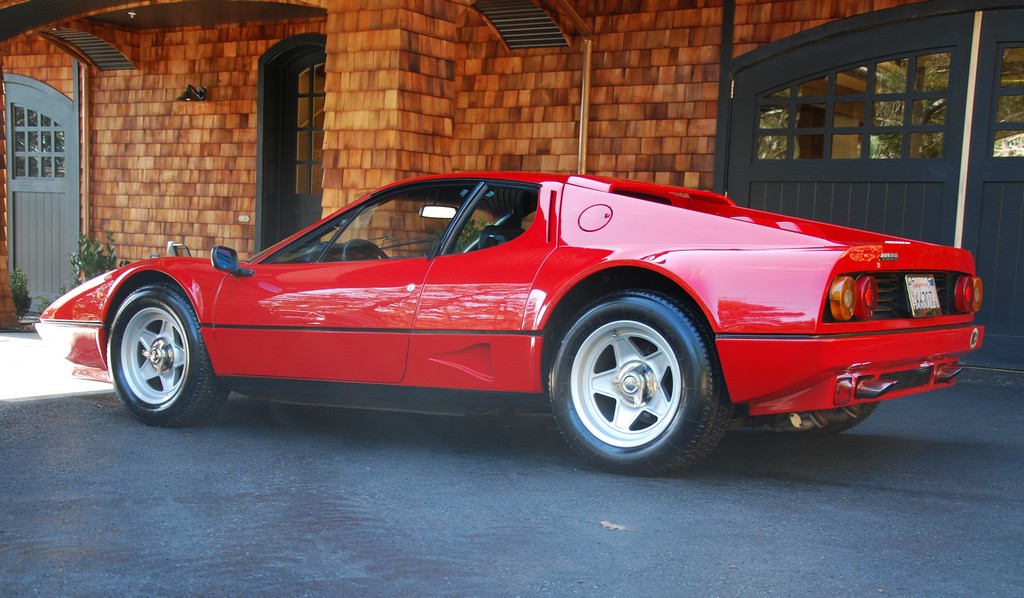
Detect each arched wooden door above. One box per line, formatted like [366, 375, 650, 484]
[3, 74, 80, 300]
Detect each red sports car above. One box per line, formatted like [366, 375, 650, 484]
[37, 173, 984, 474]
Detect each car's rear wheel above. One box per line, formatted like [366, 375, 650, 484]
[550, 291, 731, 475]
[108, 283, 228, 426]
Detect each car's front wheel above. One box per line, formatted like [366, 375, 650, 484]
[108, 283, 228, 426]
[550, 291, 731, 475]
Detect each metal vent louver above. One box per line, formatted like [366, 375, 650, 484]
[39, 27, 135, 71]
[473, 0, 568, 49]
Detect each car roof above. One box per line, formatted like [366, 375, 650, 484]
[374, 172, 735, 206]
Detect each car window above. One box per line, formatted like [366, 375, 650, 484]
[265, 183, 480, 264]
[444, 184, 540, 254]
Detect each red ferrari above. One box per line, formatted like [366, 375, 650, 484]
[38, 173, 984, 474]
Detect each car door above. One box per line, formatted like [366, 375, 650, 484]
[406, 181, 554, 392]
[211, 181, 481, 384]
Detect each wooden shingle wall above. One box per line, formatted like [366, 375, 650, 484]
[84, 19, 325, 262]
[452, 9, 580, 175]
[0, 0, 932, 277]
[732, 0, 928, 56]
[321, 0, 458, 211]
[587, 1, 722, 188]
[452, 1, 722, 188]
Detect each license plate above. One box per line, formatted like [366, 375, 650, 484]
[906, 275, 941, 317]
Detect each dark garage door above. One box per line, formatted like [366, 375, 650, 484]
[726, 7, 1023, 369]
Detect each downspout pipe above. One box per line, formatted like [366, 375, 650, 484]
[550, 0, 593, 175]
[578, 38, 593, 175]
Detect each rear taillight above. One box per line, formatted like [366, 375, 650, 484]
[830, 275, 878, 321]
[854, 275, 878, 319]
[955, 276, 983, 313]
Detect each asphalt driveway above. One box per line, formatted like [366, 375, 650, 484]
[1, 331, 1022, 596]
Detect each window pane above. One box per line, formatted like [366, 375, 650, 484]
[296, 131, 310, 161]
[768, 87, 790, 99]
[834, 102, 864, 127]
[311, 164, 324, 195]
[1000, 48, 1024, 88]
[40, 114, 52, 127]
[14, 132, 26, 153]
[297, 98, 310, 127]
[759, 105, 788, 129]
[28, 157, 39, 177]
[797, 75, 828, 97]
[298, 67, 311, 94]
[757, 135, 787, 160]
[913, 98, 947, 125]
[313, 97, 325, 128]
[831, 134, 862, 159]
[296, 164, 310, 194]
[15, 156, 26, 177]
[14, 106, 25, 127]
[41, 157, 53, 178]
[313, 131, 325, 162]
[41, 131, 52, 152]
[872, 100, 904, 127]
[874, 59, 907, 94]
[909, 132, 943, 158]
[993, 130, 1024, 157]
[870, 133, 902, 158]
[795, 135, 824, 159]
[314, 63, 326, 93]
[836, 66, 868, 95]
[54, 157, 66, 178]
[54, 131, 65, 152]
[915, 52, 950, 92]
[796, 103, 825, 128]
[997, 95, 1024, 123]
[27, 109, 38, 127]
[28, 131, 39, 152]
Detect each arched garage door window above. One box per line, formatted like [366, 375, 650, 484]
[755, 51, 951, 161]
[726, 12, 975, 246]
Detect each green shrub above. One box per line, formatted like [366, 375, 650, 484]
[69, 232, 117, 287]
[9, 267, 31, 318]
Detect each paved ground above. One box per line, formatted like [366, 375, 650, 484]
[0, 330, 112, 401]
[1, 330, 1022, 596]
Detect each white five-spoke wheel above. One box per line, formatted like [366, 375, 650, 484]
[551, 291, 731, 475]
[570, 321, 681, 448]
[109, 283, 228, 426]
[119, 306, 190, 406]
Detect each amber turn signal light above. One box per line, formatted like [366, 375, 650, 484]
[829, 276, 856, 321]
[955, 276, 983, 313]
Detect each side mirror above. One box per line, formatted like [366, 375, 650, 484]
[211, 245, 254, 277]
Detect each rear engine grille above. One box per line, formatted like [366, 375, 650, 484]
[830, 271, 958, 321]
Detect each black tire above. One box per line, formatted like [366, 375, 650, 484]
[549, 290, 731, 475]
[108, 283, 228, 426]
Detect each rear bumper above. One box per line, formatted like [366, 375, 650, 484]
[716, 324, 983, 416]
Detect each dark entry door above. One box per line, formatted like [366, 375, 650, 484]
[962, 10, 1024, 368]
[281, 56, 326, 237]
[257, 36, 326, 250]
